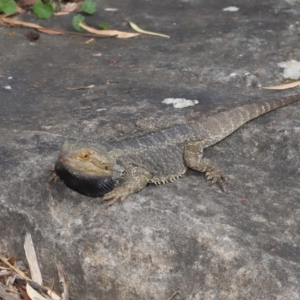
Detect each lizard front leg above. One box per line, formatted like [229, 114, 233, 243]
[102, 165, 152, 206]
[184, 141, 227, 191]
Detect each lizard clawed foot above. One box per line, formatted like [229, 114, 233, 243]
[205, 169, 227, 192]
[48, 170, 60, 183]
[101, 188, 130, 207]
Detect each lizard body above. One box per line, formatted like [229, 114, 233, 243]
[54, 94, 300, 205]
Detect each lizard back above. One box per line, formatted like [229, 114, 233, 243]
[108, 124, 202, 183]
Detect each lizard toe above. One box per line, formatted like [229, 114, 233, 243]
[49, 171, 60, 183]
[102, 188, 129, 206]
[105, 197, 121, 207]
[205, 169, 227, 192]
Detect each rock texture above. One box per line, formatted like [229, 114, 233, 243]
[1, 0, 300, 299]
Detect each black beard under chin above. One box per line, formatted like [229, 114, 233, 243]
[55, 160, 115, 197]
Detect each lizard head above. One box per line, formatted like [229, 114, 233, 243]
[54, 141, 124, 197]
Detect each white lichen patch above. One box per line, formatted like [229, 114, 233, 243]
[162, 98, 199, 108]
[223, 6, 239, 12]
[104, 7, 118, 11]
[278, 60, 300, 80]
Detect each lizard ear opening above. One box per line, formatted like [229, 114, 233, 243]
[103, 164, 115, 172]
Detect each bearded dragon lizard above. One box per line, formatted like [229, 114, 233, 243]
[53, 93, 300, 206]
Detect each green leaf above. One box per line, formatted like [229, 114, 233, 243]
[72, 14, 85, 32]
[99, 22, 109, 30]
[33, 0, 54, 19]
[0, 0, 17, 14]
[81, 0, 96, 14]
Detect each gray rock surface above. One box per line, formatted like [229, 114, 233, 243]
[1, 0, 300, 299]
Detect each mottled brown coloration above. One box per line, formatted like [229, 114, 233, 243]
[54, 94, 300, 205]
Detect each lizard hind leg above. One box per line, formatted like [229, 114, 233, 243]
[183, 141, 227, 191]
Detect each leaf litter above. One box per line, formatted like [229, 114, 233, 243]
[1, 1, 170, 40]
[129, 21, 170, 38]
[0, 16, 117, 37]
[78, 21, 140, 38]
[262, 81, 300, 90]
[0, 233, 68, 300]
[0, 233, 181, 300]
[0, 15, 152, 39]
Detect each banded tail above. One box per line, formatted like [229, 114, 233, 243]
[202, 93, 300, 147]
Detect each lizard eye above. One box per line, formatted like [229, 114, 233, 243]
[80, 150, 91, 159]
[104, 166, 109, 170]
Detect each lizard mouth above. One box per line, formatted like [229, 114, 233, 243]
[55, 158, 115, 197]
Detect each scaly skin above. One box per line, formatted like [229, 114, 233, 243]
[54, 94, 300, 206]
